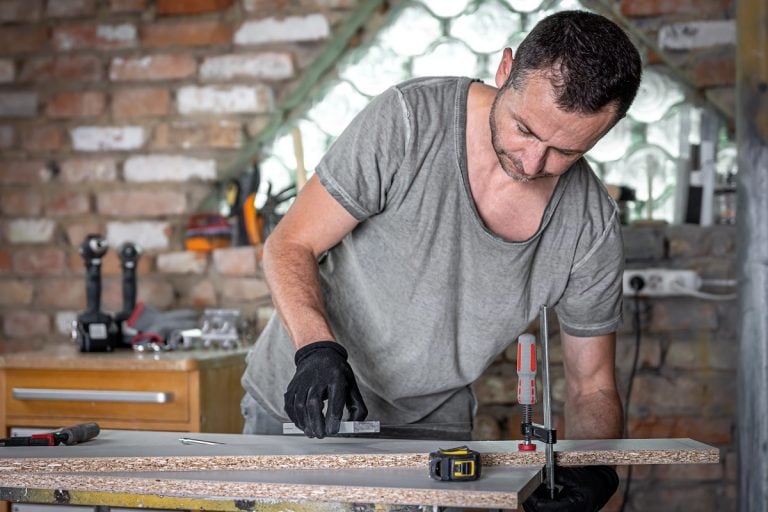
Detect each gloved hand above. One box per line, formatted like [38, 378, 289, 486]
[283, 341, 368, 439]
[523, 465, 619, 512]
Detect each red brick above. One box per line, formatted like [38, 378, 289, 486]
[109, 0, 148, 12]
[96, 190, 186, 216]
[0, 250, 11, 274]
[186, 279, 217, 308]
[153, 120, 242, 149]
[46, 191, 91, 217]
[112, 88, 170, 118]
[156, 251, 208, 274]
[692, 55, 735, 87]
[156, 0, 235, 16]
[620, 0, 731, 16]
[0, 189, 43, 216]
[143, 20, 234, 48]
[109, 54, 196, 82]
[212, 246, 260, 276]
[654, 462, 724, 481]
[52, 23, 137, 52]
[0, 27, 48, 55]
[46, 0, 97, 18]
[0, 0, 43, 22]
[65, 221, 103, 247]
[3, 310, 50, 338]
[0, 125, 15, 148]
[21, 124, 64, 151]
[47, 91, 106, 118]
[36, 278, 87, 309]
[0, 280, 34, 306]
[60, 158, 117, 183]
[628, 415, 733, 444]
[219, 277, 270, 301]
[13, 248, 66, 276]
[20, 55, 103, 83]
[0, 160, 48, 185]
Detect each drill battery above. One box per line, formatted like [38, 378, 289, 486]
[428, 445, 482, 481]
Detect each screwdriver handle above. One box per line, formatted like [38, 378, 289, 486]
[516, 333, 537, 405]
[58, 422, 100, 445]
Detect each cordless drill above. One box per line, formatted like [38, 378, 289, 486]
[114, 242, 142, 346]
[72, 234, 120, 352]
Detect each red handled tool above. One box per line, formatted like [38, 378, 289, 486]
[0, 422, 100, 447]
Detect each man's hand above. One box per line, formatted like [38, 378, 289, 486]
[523, 465, 619, 512]
[284, 341, 368, 438]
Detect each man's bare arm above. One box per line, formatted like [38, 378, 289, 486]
[560, 331, 622, 439]
[262, 174, 359, 350]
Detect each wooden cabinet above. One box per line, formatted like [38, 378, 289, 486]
[0, 345, 248, 436]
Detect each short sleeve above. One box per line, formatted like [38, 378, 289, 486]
[315, 86, 410, 221]
[554, 210, 624, 337]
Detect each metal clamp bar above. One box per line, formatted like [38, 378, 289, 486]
[540, 304, 556, 499]
[12, 388, 172, 404]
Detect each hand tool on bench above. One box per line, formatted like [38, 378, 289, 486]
[0, 422, 100, 447]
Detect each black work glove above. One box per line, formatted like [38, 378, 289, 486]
[523, 465, 619, 512]
[283, 341, 368, 439]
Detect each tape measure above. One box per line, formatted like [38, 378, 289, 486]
[428, 445, 481, 481]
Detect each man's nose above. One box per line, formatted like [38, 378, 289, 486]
[521, 143, 547, 175]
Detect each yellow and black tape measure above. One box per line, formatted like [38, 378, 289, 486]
[428, 445, 481, 481]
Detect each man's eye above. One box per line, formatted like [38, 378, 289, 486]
[517, 124, 530, 135]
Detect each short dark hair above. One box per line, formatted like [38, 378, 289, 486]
[506, 10, 642, 118]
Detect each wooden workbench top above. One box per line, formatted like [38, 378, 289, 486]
[0, 344, 249, 371]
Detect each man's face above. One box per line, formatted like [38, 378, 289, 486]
[489, 72, 618, 183]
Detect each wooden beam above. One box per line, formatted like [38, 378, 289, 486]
[736, 0, 768, 510]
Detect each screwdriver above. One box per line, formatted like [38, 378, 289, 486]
[0, 422, 100, 447]
[516, 333, 537, 451]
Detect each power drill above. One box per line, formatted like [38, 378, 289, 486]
[72, 234, 121, 352]
[114, 241, 142, 346]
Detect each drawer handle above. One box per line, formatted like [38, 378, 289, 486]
[12, 388, 173, 404]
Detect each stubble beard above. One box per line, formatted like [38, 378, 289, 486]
[489, 94, 552, 184]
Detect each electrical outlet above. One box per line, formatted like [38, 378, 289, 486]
[623, 269, 701, 296]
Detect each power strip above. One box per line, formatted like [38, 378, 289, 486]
[623, 269, 701, 297]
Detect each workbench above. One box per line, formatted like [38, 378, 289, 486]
[0, 345, 248, 436]
[0, 430, 719, 511]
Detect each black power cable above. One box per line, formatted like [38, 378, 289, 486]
[619, 278, 644, 512]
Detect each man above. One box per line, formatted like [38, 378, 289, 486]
[241, 9, 641, 511]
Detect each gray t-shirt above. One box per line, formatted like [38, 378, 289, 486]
[242, 76, 624, 428]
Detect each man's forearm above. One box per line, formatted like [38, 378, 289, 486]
[262, 237, 335, 350]
[564, 386, 623, 439]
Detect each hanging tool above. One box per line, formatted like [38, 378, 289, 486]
[292, 126, 308, 192]
[517, 333, 537, 452]
[226, 162, 261, 246]
[428, 446, 482, 481]
[0, 423, 100, 447]
[184, 213, 232, 252]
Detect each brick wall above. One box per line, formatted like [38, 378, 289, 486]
[0, 0, 355, 351]
[473, 224, 738, 511]
[0, 1, 739, 510]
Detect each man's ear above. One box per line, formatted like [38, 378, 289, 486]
[495, 47, 514, 88]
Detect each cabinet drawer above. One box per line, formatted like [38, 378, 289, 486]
[4, 369, 190, 423]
